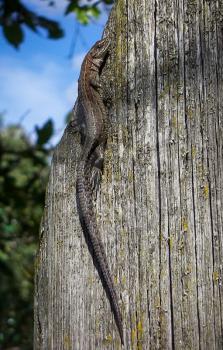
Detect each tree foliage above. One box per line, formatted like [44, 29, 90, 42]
[0, 119, 54, 349]
[0, 0, 114, 48]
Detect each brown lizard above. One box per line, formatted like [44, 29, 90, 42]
[72, 37, 124, 345]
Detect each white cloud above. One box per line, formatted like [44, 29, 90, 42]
[71, 52, 85, 70]
[66, 81, 78, 105]
[0, 55, 77, 135]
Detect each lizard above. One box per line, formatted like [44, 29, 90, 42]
[71, 37, 124, 345]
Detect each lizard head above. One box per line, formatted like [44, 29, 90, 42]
[89, 37, 110, 60]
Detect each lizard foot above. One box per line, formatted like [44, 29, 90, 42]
[90, 167, 102, 193]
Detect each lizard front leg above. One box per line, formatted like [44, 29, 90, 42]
[69, 100, 88, 151]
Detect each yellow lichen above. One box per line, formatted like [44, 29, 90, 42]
[171, 115, 177, 129]
[64, 334, 71, 350]
[137, 320, 143, 339]
[187, 107, 194, 119]
[87, 274, 95, 286]
[131, 319, 144, 349]
[128, 170, 134, 182]
[203, 184, 209, 199]
[213, 271, 219, 282]
[103, 334, 113, 345]
[131, 328, 136, 343]
[114, 170, 122, 182]
[120, 228, 128, 237]
[121, 276, 126, 285]
[182, 217, 188, 232]
[191, 145, 196, 159]
[169, 234, 174, 249]
[137, 343, 143, 350]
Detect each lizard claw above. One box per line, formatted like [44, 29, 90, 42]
[90, 167, 102, 193]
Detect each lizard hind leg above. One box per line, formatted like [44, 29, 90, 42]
[69, 99, 87, 142]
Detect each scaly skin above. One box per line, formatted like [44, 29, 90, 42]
[73, 37, 124, 345]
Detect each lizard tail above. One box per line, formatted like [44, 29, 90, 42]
[76, 140, 124, 345]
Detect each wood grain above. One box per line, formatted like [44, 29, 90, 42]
[34, 0, 223, 348]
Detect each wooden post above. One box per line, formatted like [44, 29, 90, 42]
[34, 0, 223, 348]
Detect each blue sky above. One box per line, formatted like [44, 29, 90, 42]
[0, 0, 109, 143]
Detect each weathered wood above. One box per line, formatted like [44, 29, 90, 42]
[34, 0, 223, 349]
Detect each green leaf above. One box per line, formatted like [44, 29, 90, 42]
[86, 6, 100, 18]
[104, 0, 114, 4]
[76, 8, 89, 25]
[0, 207, 5, 219]
[66, 5, 100, 24]
[35, 119, 54, 146]
[23, 15, 37, 32]
[65, 2, 78, 15]
[37, 17, 64, 39]
[0, 251, 8, 263]
[47, 25, 64, 39]
[3, 22, 24, 48]
[4, 224, 16, 234]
